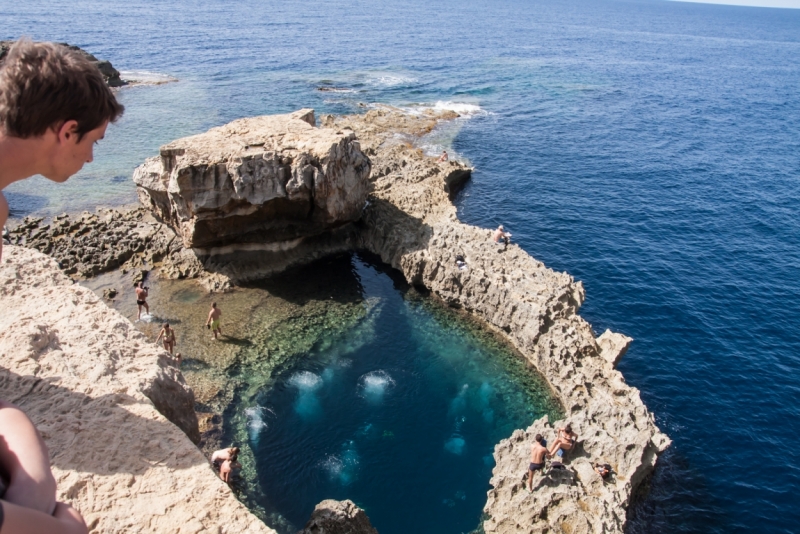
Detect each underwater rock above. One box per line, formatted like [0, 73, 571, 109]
[133, 109, 371, 250]
[300, 499, 378, 534]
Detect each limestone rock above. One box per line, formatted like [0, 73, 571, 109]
[134, 109, 371, 250]
[596, 329, 633, 368]
[299, 499, 378, 534]
[0, 246, 273, 533]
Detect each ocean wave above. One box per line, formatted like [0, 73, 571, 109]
[119, 70, 178, 85]
[365, 74, 418, 87]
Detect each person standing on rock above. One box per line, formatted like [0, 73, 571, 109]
[0, 38, 123, 533]
[206, 302, 222, 340]
[155, 323, 176, 355]
[527, 434, 548, 492]
[0, 39, 123, 262]
[135, 282, 149, 320]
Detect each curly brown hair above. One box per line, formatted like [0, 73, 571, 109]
[0, 39, 124, 139]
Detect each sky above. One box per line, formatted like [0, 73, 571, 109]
[670, 0, 800, 7]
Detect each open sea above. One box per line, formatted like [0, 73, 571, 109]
[3, 0, 800, 532]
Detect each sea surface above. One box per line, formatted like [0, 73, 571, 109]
[3, 0, 800, 532]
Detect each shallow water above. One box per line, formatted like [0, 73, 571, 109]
[7, 0, 800, 531]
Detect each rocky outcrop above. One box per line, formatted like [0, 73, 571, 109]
[0, 246, 273, 533]
[0, 41, 126, 87]
[322, 107, 670, 533]
[133, 109, 371, 255]
[299, 500, 378, 534]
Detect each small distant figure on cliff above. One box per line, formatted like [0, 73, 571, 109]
[175, 352, 182, 367]
[155, 323, 176, 355]
[548, 424, 578, 458]
[211, 446, 240, 470]
[206, 302, 223, 340]
[594, 462, 612, 479]
[455, 254, 468, 271]
[438, 150, 449, 162]
[0, 38, 123, 532]
[215, 448, 241, 484]
[492, 225, 512, 250]
[135, 282, 149, 320]
[526, 434, 548, 492]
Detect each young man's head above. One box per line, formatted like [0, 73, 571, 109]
[0, 39, 124, 182]
[535, 434, 544, 445]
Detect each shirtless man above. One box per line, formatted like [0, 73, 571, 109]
[205, 302, 222, 340]
[0, 39, 123, 533]
[438, 150, 448, 162]
[210, 446, 240, 470]
[155, 323, 176, 355]
[135, 282, 149, 320]
[548, 423, 578, 458]
[527, 434, 548, 492]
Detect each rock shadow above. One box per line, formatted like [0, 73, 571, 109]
[0, 368, 207, 477]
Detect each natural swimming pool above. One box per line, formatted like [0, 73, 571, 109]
[220, 253, 562, 534]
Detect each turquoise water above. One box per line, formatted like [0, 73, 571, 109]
[228, 254, 561, 534]
[3, 0, 800, 531]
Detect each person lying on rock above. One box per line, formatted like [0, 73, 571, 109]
[548, 423, 578, 458]
[135, 282, 150, 320]
[527, 434, 548, 492]
[211, 446, 240, 470]
[0, 38, 123, 534]
[0, 39, 124, 262]
[594, 463, 612, 479]
[155, 323, 176, 355]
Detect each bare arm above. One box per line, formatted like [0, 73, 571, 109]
[0, 500, 87, 534]
[155, 328, 164, 343]
[0, 193, 8, 261]
[206, 310, 213, 326]
[0, 401, 56, 514]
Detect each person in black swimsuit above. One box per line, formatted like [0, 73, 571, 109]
[135, 282, 149, 320]
[527, 434, 548, 492]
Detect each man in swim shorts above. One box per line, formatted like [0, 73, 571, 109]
[206, 302, 222, 340]
[135, 282, 149, 320]
[527, 434, 548, 492]
[0, 38, 123, 532]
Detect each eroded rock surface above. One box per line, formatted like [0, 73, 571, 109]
[299, 499, 378, 534]
[0, 246, 273, 533]
[323, 107, 671, 533]
[134, 109, 371, 251]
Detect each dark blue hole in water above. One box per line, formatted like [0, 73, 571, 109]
[238, 253, 560, 534]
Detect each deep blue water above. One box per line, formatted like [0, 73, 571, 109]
[236, 254, 560, 534]
[3, 0, 800, 532]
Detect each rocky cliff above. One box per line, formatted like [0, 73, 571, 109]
[0, 246, 274, 533]
[133, 109, 370, 254]
[324, 107, 671, 533]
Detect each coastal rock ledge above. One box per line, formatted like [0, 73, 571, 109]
[0, 246, 274, 534]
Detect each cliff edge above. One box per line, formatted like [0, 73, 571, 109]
[0, 246, 274, 534]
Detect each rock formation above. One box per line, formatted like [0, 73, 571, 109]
[0, 246, 274, 533]
[133, 109, 371, 255]
[299, 499, 378, 534]
[324, 107, 671, 533]
[0, 41, 126, 87]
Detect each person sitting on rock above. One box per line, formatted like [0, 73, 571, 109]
[492, 225, 512, 250]
[455, 254, 468, 271]
[548, 424, 578, 458]
[135, 282, 149, 320]
[594, 462, 612, 479]
[0, 38, 123, 533]
[155, 323, 176, 355]
[211, 446, 240, 470]
[526, 434, 548, 492]
[219, 454, 241, 485]
[438, 150, 448, 162]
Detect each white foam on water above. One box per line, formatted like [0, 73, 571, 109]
[444, 436, 466, 455]
[119, 70, 178, 85]
[289, 371, 323, 391]
[289, 371, 323, 418]
[366, 73, 418, 87]
[320, 440, 360, 485]
[357, 370, 396, 403]
[138, 313, 155, 323]
[245, 406, 267, 443]
[449, 384, 469, 415]
[432, 100, 488, 116]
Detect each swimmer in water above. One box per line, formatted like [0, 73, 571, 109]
[155, 323, 176, 355]
[205, 302, 222, 340]
[135, 282, 149, 320]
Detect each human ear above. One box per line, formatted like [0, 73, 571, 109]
[57, 120, 80, 144]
